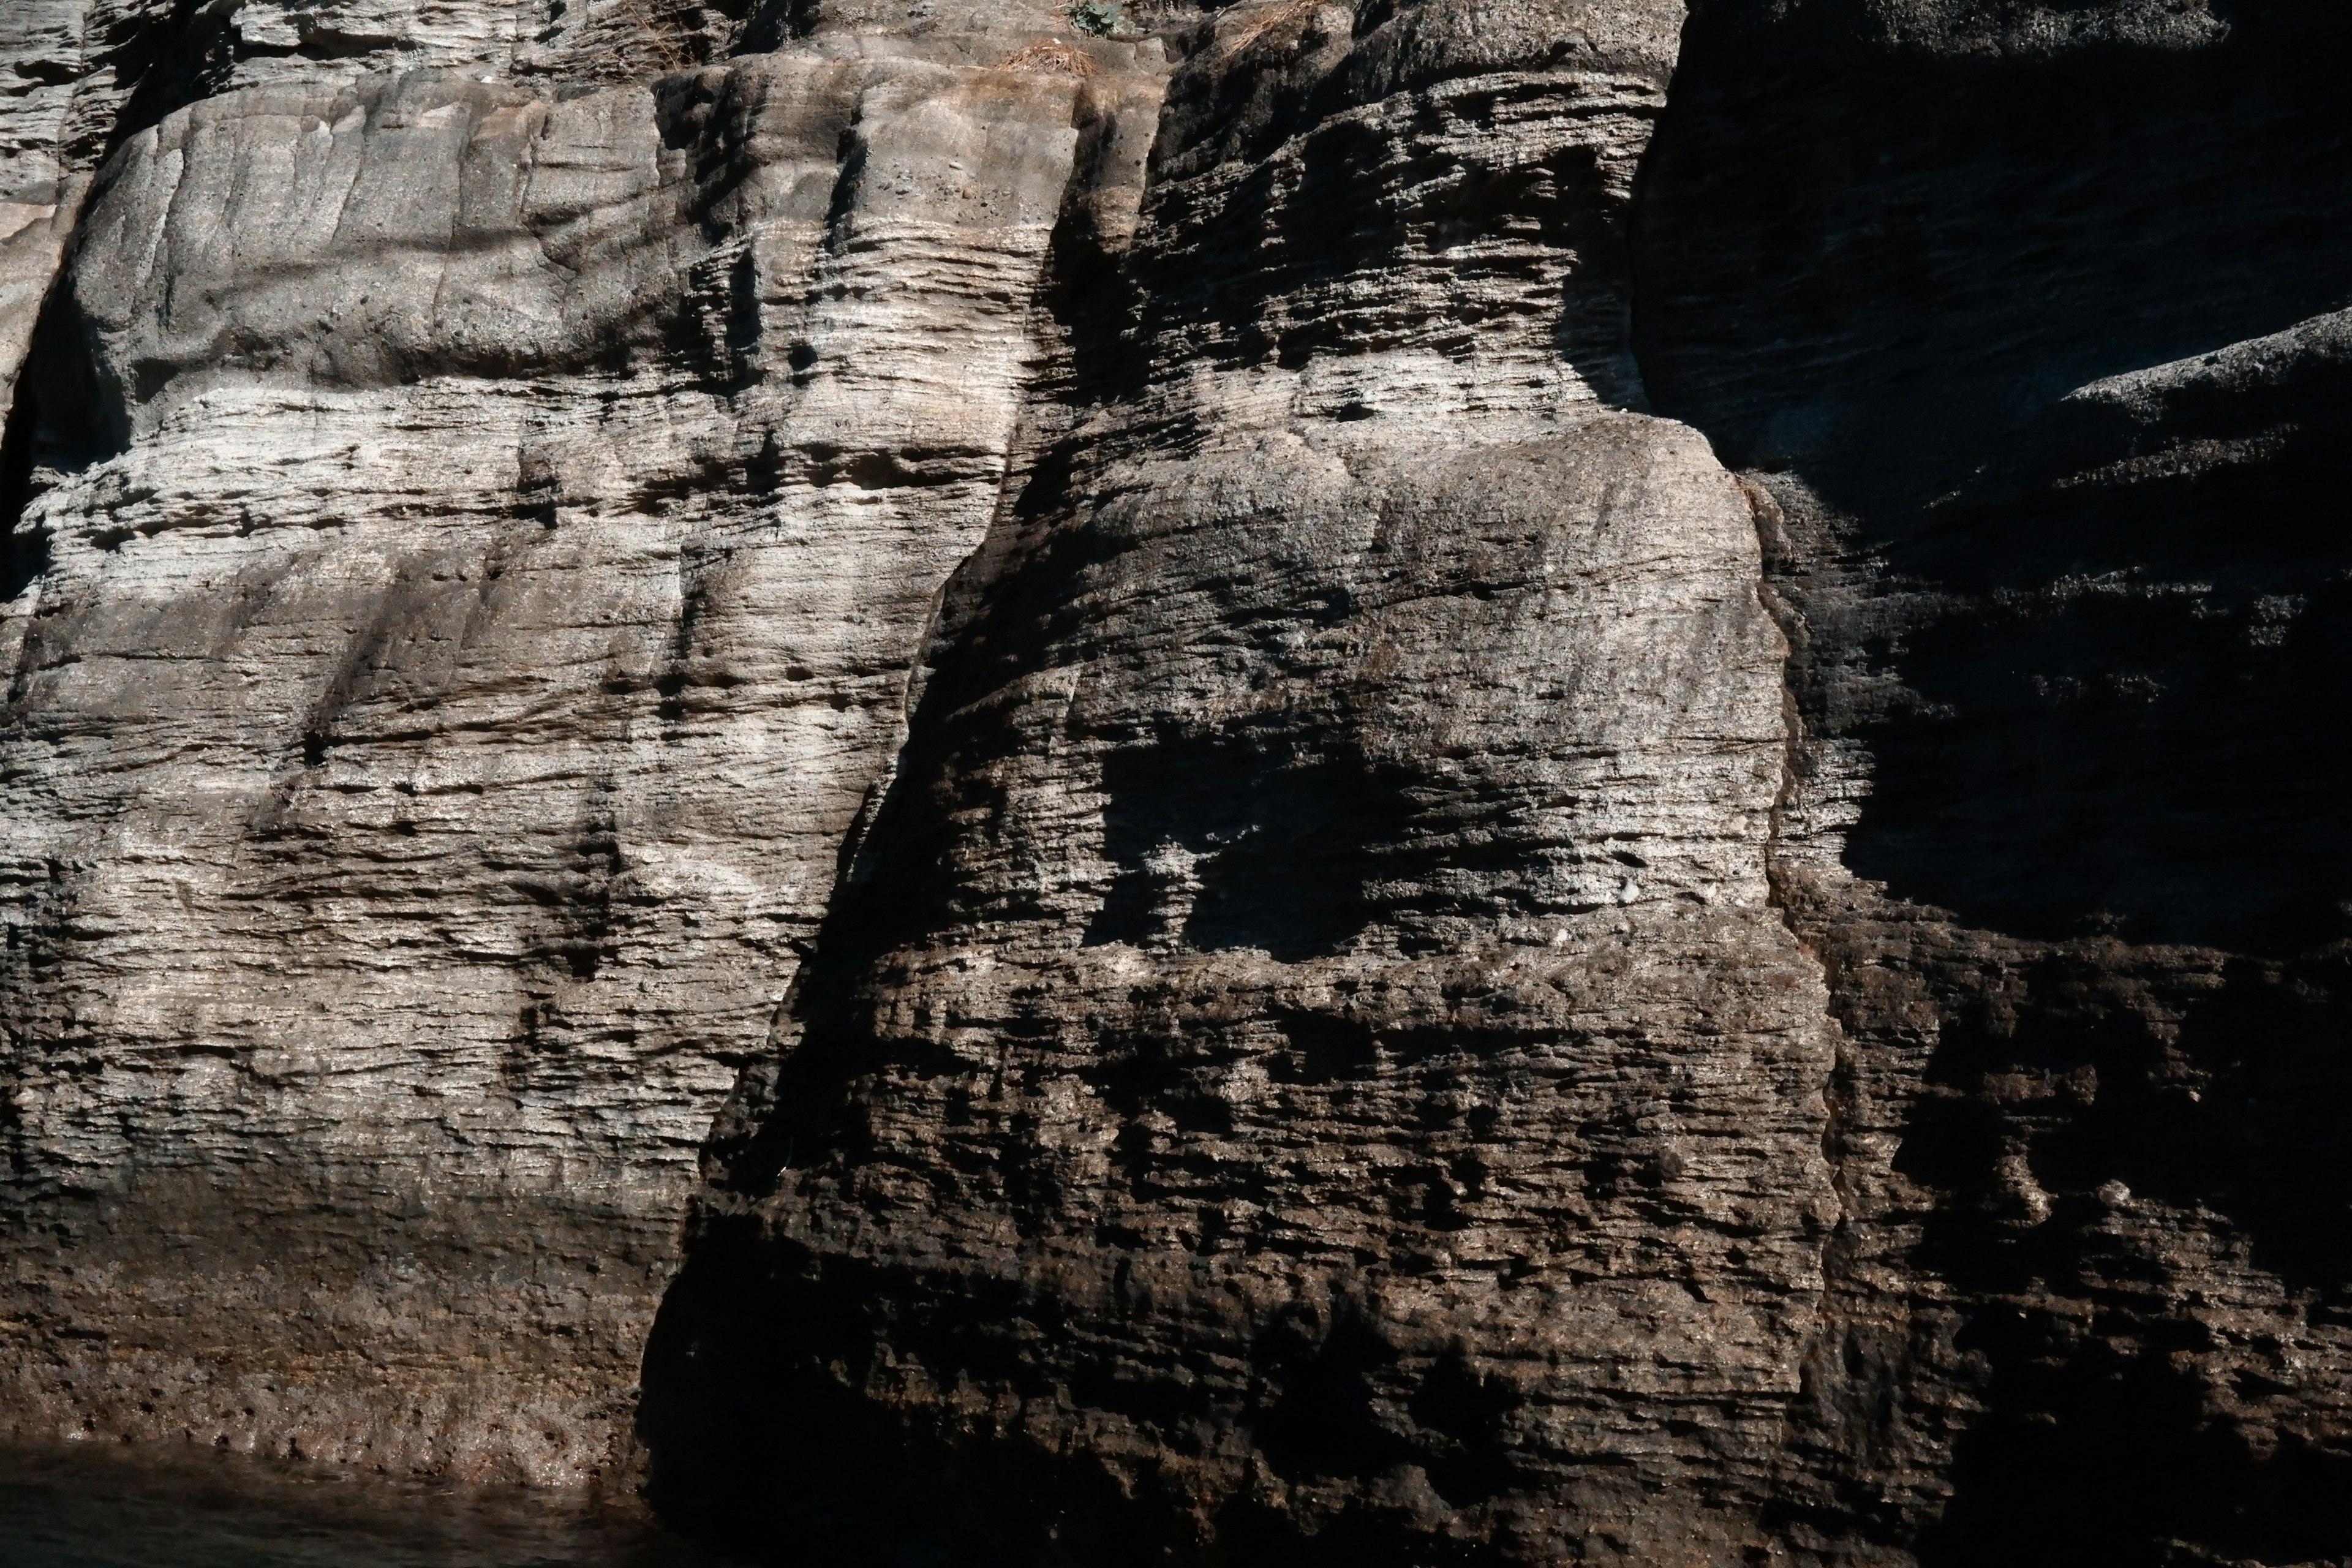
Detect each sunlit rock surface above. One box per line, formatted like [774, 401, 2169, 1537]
[3, 1, 2351, 1564]
[0, 0, 1159, 1482]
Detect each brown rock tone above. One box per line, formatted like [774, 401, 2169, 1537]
[1630, 5, 2352, 1563]
[3, 1, 2351, 1565]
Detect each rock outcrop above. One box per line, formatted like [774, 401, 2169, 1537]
[0, 0, 1164, 1483]
[639, 2, 1858, 1563]
[4, 0, 2351, 1564]
[1631, 4, 2352, 1562]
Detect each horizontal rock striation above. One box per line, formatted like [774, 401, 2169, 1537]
[1638, 3, 2352, 1562]
[2, 0, 2351, 1562]
[644, 2, 1852, 1562]
[0, 0, 1159, 1482]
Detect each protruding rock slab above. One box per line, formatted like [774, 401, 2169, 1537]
[645, 7, 1850, 1562]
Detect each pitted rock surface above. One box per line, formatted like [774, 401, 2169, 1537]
[2, 0, 2351, 1564]
[639, 3, 1847, 1561]
[1635, 4, 2352, 1562]
[0, 0, 1163, 1482]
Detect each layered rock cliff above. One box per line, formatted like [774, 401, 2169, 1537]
[0, 0, 1164, 1482]
[4, 1, 2351, 1564]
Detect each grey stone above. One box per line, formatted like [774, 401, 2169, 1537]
[4, 0, 2352, 1562]
[0, 3, 1160, 1483]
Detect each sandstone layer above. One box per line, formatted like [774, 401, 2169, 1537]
[640, 2, 1855, 1562]
[1632, 4, 2352, 1562]
[2, 1, 2350, 1566]
[0, 0, 1164, 1482]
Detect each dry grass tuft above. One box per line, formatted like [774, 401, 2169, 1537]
[607, 0, 696, 71]
[996, 40, 1102, 76]
[1216, 0, 1324, 59]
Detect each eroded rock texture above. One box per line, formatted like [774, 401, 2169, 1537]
[642, 1, 1847, 1562]
[5, 0, 2352, 1563]
[1635, 4, 2352, 1564]
[0, 0, 1163, 1482]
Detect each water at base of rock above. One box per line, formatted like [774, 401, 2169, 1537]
[0, 1441, 744, 1568]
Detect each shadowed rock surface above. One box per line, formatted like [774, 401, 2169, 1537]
[638, 4, 1854, 1564]
[1, 1, 2350, 1564]
[1635, 4, 2352, 1564]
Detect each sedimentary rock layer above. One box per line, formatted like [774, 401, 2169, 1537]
[1635, 3, 2352, 1561]
[0, 0, 1156, 1482]
[643, 3, 1854, 1561]
[4, 0, 2352, 1564]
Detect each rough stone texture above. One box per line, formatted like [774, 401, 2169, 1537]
[1636, 4, 2352, 1563]
[643, 3, 1852, 1563]
[5, 0, 2352, 1563]
[0, 0, 1163, 1484]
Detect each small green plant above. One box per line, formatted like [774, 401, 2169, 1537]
[1069, 0, 1121, 37]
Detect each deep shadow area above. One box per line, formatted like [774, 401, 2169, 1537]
[1638, 6, 2352, 1564]
[1087, 733, 1418, 959]
[638, 1223, 1492, 1568]
[0, 375, 49, 600]
[1842, 395, 2352, 952]
[1887, 946, 2352, 1567]
[1637, 0, 2352, 953]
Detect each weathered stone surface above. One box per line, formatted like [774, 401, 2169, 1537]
[641, 4, 1853, 1563]
[0, 1, 1161, 1483]
[1637, 4, 2352, 1562]
[4, 0, 2352, 1562]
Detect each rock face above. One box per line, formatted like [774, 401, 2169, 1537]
[641, 2, 1855, 1562]
[1632, 6, 2352, 1562]
[0, 0, 1163, 1483]
[4, 0, 2352, 1563]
